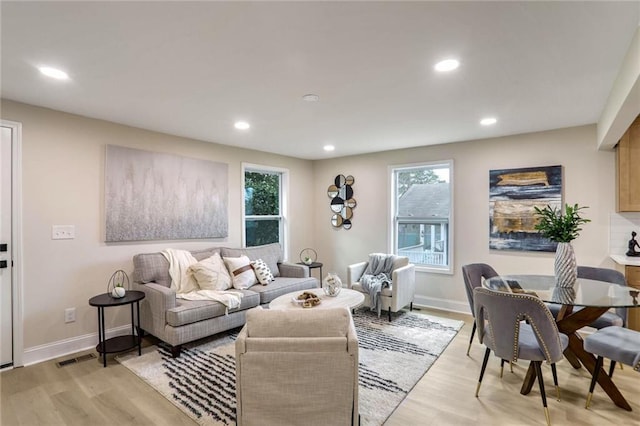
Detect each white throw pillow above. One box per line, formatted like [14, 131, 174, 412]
[223, 255, 257, 289]
[251, 258, 274, 285]
[187, 253, 232, 291]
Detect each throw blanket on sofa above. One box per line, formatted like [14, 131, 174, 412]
[360, 254, 395, 316]
[161, 249, 243, 312]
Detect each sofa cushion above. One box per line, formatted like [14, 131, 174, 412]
[251, 259, 274, 285]
[245, 306, 350, 337]
[133, 247, 221, 288]
[221, 243, 282, 277]
[248, 276, 318, 304]
[188, 252, 232, 291]
[166, 289, 260, 327]
[224, 255, 258, 289]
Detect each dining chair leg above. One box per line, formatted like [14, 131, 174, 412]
[533, 361, 550, 426]
[388, 307, 392, 322]
[467, 321, 476, 356]
[500, 359, 506, 378]
[586, 356, 603, 409]
[551, 363, 560, 401]
[608, 360, 617, 378]
[476, 347, 491, 397]
[510, 360, 513, 373]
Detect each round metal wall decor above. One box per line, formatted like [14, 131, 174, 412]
[327, 174, 356, 229]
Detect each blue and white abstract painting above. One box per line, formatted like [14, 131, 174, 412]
[489, 165, 562, 252]
[105, 145, 228, 242]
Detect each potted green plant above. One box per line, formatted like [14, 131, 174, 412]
[534, 203, 590, 288]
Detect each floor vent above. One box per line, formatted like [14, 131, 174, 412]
[56, 353, 97, 368]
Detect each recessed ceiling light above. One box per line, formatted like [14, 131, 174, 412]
[480, 117, 497, 126]
[434, 59, 460, 72]
[38, 66, 69, 80]
[302, 94, 320, 102]
[323, 145, 335, 152]
[234, 121, 250, 130]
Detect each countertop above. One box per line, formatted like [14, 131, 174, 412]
[610, 254, 640, 266]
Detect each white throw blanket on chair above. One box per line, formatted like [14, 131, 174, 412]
[161, 249, 243, 312]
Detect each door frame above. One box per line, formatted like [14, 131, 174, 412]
[1, 119, 23, 368]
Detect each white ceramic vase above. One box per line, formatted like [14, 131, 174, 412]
[111, 286, 126, 298]
[554, 242, 577, 288]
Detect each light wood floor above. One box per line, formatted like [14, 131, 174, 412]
[1, 309, 638, 425]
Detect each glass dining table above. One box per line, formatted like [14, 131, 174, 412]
[484, 275, 639, 411]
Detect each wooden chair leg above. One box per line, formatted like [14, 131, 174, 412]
[500, 359, 505, 378]
[388, 307, 392, 322]
[533, 361, 550, 426]
[476, 347, 491, 397]
[586, 356, 603, 409]
[608, 360, 617, 378]
[467, 321, 477, 356]
[409, 302, 413, 311]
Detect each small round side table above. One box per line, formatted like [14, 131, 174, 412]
[297, 261, 323, 280]
[88, 290, 145, 367]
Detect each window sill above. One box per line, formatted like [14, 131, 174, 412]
[415, 265, 453, 275]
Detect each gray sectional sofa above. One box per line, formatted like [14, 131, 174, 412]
[132, 243, 318, 357]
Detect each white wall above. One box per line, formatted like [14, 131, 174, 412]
[1, 100, 316, 361]
[313, 125, 617, 313]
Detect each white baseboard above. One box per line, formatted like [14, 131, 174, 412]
[413, 295, 471, 316]
[22, 325, 131, 367]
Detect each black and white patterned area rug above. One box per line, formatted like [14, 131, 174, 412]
[117, 310, 463, 426]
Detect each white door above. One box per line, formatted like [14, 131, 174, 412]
[0, 126, 12, 367]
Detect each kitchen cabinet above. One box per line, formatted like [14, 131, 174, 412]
[617, 114, 640, 211]
[623, 265, 640, 331]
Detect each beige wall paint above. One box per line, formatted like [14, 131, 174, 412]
[313, 125, 617, 312]
[1, 100, 315, 350]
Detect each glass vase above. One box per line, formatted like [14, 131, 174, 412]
[322, 272, 342, 297]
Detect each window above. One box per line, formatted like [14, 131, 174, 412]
[390, 161, 453, 273]
[242, 164, 288, 252]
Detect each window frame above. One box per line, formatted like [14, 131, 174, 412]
[241, 163, 289, 259]
[388, 160, 454, 274]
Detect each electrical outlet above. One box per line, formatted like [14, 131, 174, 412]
[52, 225, 75, 240]
[64, 307, 76, 323]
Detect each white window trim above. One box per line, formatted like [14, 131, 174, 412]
[388, 159, 454, 275]
[241, 163, 289, 260]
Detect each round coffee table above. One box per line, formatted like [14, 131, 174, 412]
[269, 288, 365, 311]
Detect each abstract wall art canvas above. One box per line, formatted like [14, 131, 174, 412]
[489, 165, 562, 251]
[105, 145, 228, 242]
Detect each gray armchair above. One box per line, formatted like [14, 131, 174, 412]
[347, 254, 415, 321]
[473, 287, 568, 426]
[235, 307, 359, 426]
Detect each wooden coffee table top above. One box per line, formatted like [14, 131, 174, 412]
[269, 288, 365, 311]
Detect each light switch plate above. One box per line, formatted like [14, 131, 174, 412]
[52, 225, 75, 240]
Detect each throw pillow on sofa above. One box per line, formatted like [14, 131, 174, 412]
[224, 255, 258, 289]
[187, 252, 232, 291]
[251, 259, 274, 285]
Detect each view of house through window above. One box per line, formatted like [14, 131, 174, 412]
[392, 161, 452, 271]
[243, 167, 285, 247]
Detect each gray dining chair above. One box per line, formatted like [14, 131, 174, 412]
[461, 263, 499, 356]
[547, 266, 627, 375]
[473, 287, 568, 426]
[584, 326, 640, 409]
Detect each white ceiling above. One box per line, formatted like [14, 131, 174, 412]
[2, 1, 639, 160]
